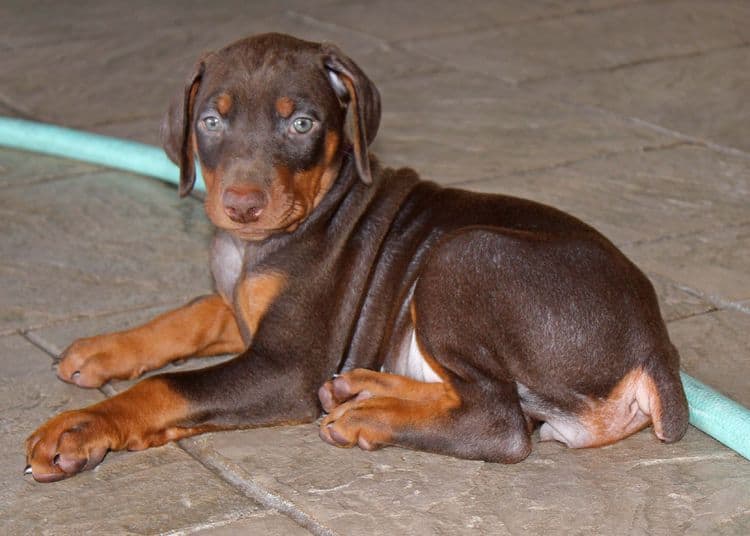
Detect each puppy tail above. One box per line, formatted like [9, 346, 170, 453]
[638, 345, 690, 443]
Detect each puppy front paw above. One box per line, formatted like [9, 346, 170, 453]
[57, 334, 142, 388]
[25, 410, 114, 483]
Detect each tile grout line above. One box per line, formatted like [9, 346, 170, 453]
[450, 140, 696, 188]
[159, 510, 287, 536]
[0, 167, 113, 190]
[22, 330, 66, 359]
[20, 328, 335, 536]
[178, 438, 338, 536]
[285, 10, 390, 50]
[388, 0, 675, 45]
[0, 92, 37, 121]
[672, 285, 750, 316]
[550, 97, 750, 163]
[517, 41, 750, 86]
[620, 219, 750, 248]
[390, 33, 750, 162]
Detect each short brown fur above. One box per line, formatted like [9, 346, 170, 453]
[26, 33, 688, 483]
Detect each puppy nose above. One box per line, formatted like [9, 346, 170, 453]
[222, 186, 268, 223]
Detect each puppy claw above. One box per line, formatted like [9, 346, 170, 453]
[23, 465, 32, 475]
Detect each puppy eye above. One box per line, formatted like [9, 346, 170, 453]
[291, 117, 314, 134]
[202, 116, 222, 131]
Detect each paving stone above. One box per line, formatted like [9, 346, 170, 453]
[403, 0, 750, 84]
[185, 512, 312, 535]
[87, 116, 169, 147]
[197, 421, 750, 535]
[0, 3, 437, 140]
[371, 70, 670, 184]
[668, 310, 750, 408]
[293, 0, 644, 42]
[622, 224, 750, 305]
[0, 163, 214, 334]
[457, 144, 750, 245]
[0, 333, 267, 536]
[646, 273, 715, 323]
[528, 45, 750, 153]
[0, 0, 328, 50]
[0, 148, 102, 187]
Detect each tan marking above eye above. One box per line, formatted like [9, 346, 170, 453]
[216, 94, 233, 116]
[275, 96, 295, 118]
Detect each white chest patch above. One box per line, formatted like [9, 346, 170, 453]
[210, 232, 245, 302]
[384, 329, 443, 384]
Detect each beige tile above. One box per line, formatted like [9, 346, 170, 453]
[669, 310, 750, 407]
[460, 144, 750, 246]
[196, 422, 749, 536]
[0, 7, 436, 136]
[293, 0, 645, 42]
[0, 164, 214, 333]
[404, 0, 750, 83]
[372, 70, 670, 184]
[0, 148, 102, 187]
[529, 46, 750, 153]
[622, 224, 750, 304]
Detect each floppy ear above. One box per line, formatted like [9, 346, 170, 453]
[160, 58, 207, 197]
[322, 46, 381, 184]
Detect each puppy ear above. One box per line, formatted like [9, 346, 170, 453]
[160, 58, 208, 197]
[322, 46, 381, 185]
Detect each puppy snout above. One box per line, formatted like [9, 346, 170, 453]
[222, 186, 268, 223]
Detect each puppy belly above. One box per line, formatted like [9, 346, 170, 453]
[381, 328, 443, 384]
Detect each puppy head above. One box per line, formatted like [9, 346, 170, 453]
[161, 33, 381, 241]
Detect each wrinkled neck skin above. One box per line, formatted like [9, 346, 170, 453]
[234, 149, 362, 261]
[209, 145, 422, 374]
[211, 147, 417, 284]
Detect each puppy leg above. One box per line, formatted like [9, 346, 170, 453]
[27, 346, 321, 482]
[57, 294, 244, 388]
[319, 369, 531, 463]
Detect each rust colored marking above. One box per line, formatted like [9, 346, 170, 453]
[271, 131, 341, 233]
[198, 157, 227, 229]
[216, 93, 233, 116]
[578, 367, 660, 447]
[324, 368, 459, 408]
[236, 271, 287, 337]
[275, 96, 295, 118]
[56, 295, 244, 388]
[320, 368, 461, 450]
[26, 377, 210, 482]
[319, 304, 462, 451]
[298, 131, 340, 210]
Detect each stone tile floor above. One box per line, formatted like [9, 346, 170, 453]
[0, 1, 748, 534]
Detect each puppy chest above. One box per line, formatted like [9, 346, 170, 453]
[210, 231, 245, 302]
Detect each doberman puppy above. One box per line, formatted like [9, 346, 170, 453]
[25, 33, 689, 482]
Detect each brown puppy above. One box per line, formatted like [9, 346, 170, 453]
[25, 33, 688, 483]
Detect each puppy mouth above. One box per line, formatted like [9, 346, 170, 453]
[219, 200, 306, 241]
